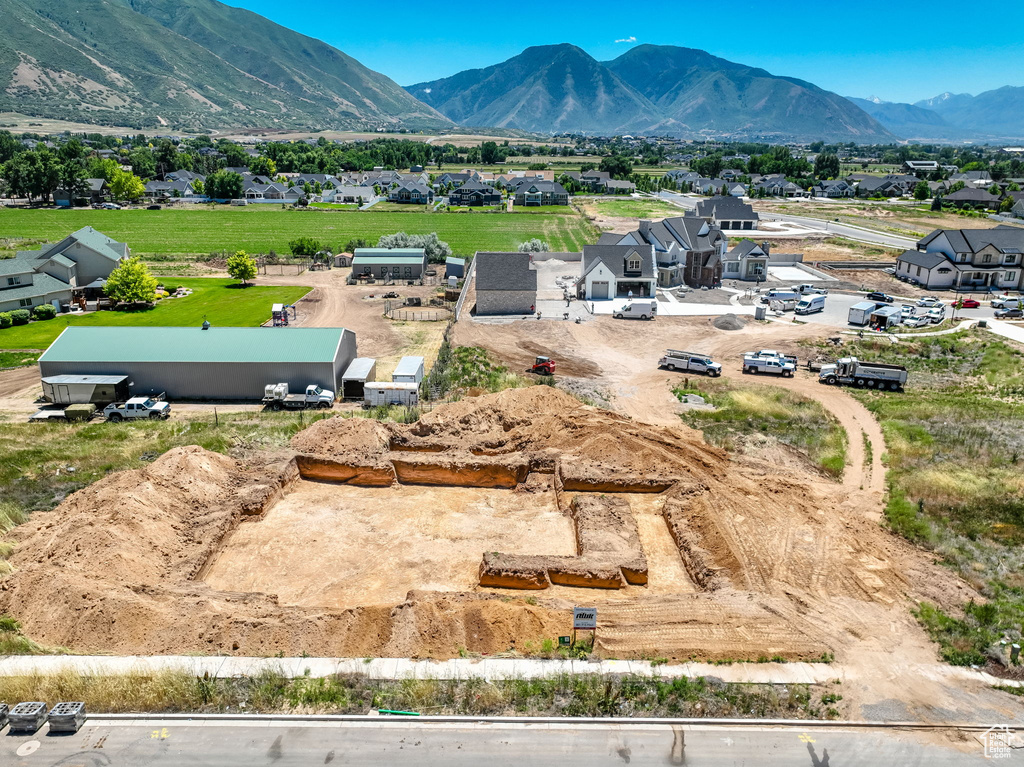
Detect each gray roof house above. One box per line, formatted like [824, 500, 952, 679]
[944, 187, 1001, 209]
[513, 180, 568, 206]
[607, 216, 726, 288]
[695, 196, 759, 230]
[897, 226, 1024, 290]
[578, 244, 656, 300]
[0, 227, 128, 313]
[474, 252, 537, 315]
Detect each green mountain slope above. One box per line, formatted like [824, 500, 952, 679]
[407, 44, 667, 134]
[0, 0, 451, 131]
[604, 45, 893, 142]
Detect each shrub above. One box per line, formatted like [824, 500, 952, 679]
[10, 309, 30, 325]
[31, 304, 57, 320]
[0, 313, 11, 329]
[289, 236, 324, 256]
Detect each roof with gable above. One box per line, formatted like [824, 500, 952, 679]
[475, 252, 537, 292]
[582, 244, 656, 281]
[897, 250, 947, 269]
[695, 196, 758, 221]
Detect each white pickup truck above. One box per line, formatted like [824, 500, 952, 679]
[744, 349, 799, 366]
[263, 383, 335, 410]
[658, 350, 722, 376]
[103, 396, 170, 421]
[742, 350, 796, 377]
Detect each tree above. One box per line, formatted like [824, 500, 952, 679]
[58, 160, 88, 206]
[128, 148, 156, 179]
[250, 156, 277, 177]
[517, 238, 550, 253]
[481, 141, 505, 165]
[913, 181, 930, 201]
[226, 250, 257, 285]
[931, 196, 943, 211]
[104, 256, 158, 305]
[205, 170, 244, 200]
[109, 169, 146, 202]
[1008, 183, 1021, 192]
[192, 179, 205, 196]
[88, 157, 121, 182]
[599, 154, 633, 179]
[343, 238, 368, 252]
[1000, 197, 1015, 213]
[949, 181, 966, 194]
[988, 183, 1002, 196]
[289, 236, 325, 256]
[814, 153, 841, 180]
[377, 232, 452, 263]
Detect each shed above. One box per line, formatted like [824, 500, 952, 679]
[333, 253, 352, 268]
[351, 248, 427, 280]
[392, 356, 425, 384]
[342, 357, 377, 399]
[445, 257, 466, 279]
[364, 382, 418, 407]
[38, 326, 356, 400]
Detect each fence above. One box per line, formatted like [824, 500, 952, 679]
[258, 259, 312, 276]
[385, 307, 452, 322]
[454, 258, 477, 321]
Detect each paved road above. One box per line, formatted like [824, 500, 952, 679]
[656, 192, 917, 250]
[1, 718, 1013, 766]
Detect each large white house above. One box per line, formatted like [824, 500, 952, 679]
[895, 226, 1024, 290]
[578, 243, 657, 300]
[0, 227, 128, 313]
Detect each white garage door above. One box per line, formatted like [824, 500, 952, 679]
[591, 281, 609, 299]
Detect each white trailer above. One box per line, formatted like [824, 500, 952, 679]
[819, 357, 908, 390]
[41, 375, 131, 405]
[364, 382, 419, 407]
[848, 301, 881, 326]
[392, 356, 425, 384]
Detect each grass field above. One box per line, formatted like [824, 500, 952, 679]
[0, 206, 597, 257]
[582, 198, 682, 219]
[0, 278, 310, 349]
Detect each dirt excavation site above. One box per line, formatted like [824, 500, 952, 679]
[1, 384, 980, 681]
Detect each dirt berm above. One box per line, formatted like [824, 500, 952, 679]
[0, 388, 976, 661]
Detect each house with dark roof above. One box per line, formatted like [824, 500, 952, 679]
[721, 240, 770, 281]
[695, 196, 759, 230]
[604, 216, 726, 288]
[578, 244, 656, 300]
[902, 160, 940, 175]
[0, 227, 129, 313]
[53, 178, 109, 207]
[944, 187, 1000, 210]
[753, 177, 805, 197]
[448, 180, 501, 207]
[474, 252, 537, 315]
[388, 181, 435, 205]
[812, 179, 855, 198]
[1013, 199, 1024, 220]
[896, 226, 1024, 289]
[513, 180, 568, 206]
[950, 170, 993, 188]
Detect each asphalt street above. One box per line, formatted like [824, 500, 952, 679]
[1, 718, 1015, 766]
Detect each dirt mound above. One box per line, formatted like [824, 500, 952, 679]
[712, 313, 746, 331]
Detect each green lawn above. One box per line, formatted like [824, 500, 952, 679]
[0, 206, 596, 257]
[587, 199, 681, 218]
[0, 278, 310, 349]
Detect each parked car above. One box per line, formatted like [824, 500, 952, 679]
[916, 296, 941, 308]
[147, 204, 162, 210]
[952, 298, 980, 308]
[883, 267, 896, 275]
[995, 308, 1024, 319]
[992, 297, 1022, 309]
[100, 202, 122, 210]
[924, 306, 946, 324]
[902, 315, 930, 328]
[865, 292, 894, 303]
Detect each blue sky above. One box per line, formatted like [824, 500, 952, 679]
[230, 0, 1023, 103]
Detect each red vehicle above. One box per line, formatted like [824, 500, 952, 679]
[952, 298, 980, 308]
[527, 356, 556, 375]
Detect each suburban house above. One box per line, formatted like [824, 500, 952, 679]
[388, 181, 434, 205]
[902, 160, 940, 175]
[812, 179, 855, 198]
[474, 252, 537, 315]
[753, 177, 805, 197]
[54, 178, 109, 207]
[943, 187, 1001, 210]
[0, 227, 128, 313]
[721, 240, 770, 281]
[351, 248, 428, 281]
[243, 181, 302, 202]
[322, 185, 375, 204]
[513, 180, 569, 206]
[578, 244, 657, 299]
[1013, 199, 1024, 220]
[448, 180, 502, 206]
[146, 178, 205, 200]
[695, 196, 759, 230]
[950, 170, 993, 188]
[895, 226, 1024, 290]
[604, 216, 726, 289]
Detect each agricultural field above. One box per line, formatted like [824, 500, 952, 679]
[0, 205, 598, 257]
[0, 278, 310, 349]
[580, 198, 683, 220]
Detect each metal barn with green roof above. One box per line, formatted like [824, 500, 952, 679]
[351, 248, 427, 280]
[38, 326, 357, 400]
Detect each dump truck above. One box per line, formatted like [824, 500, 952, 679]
[263, 383, 335, 411]
[658, 350, 722, 376]
[818, 357, 908, 390]
[103, 395, 170, 421]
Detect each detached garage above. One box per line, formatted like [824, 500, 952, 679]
[38, 326, 357, 400]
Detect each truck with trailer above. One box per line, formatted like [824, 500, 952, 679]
[795, 295, 826, 315]
[760, 289, 800, 304]
[29, 403, 98, 423]
[41, 375, 131, 406]
[103, 395, 171, 421]
[742, 353, 796, 377]
[818, 357, 908, 390]
[658, 350, 722, 376]
[744, 349, 798, 366]
[613, 300, 657, 320]
[262, 383, 335, 411]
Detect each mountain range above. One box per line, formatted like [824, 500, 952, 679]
[845, 88, 1024, 141]
[407, 44, 895, 142]
[0, 0, 451, 131]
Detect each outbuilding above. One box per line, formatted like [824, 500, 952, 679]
[351, 248, 428, 281]
[392, 356, 425, 384]
[341, 357, 377, 400]
[445, 257, 466, 279]
[474, 251, 537, 315]
[38, 326, 356, 400]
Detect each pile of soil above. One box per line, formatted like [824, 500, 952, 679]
[712, 313, 746, 331]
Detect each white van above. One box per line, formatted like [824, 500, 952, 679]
[795, 295, 826, 315]
[761, 289, 800, 304]
[613, 300, 657, 320]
